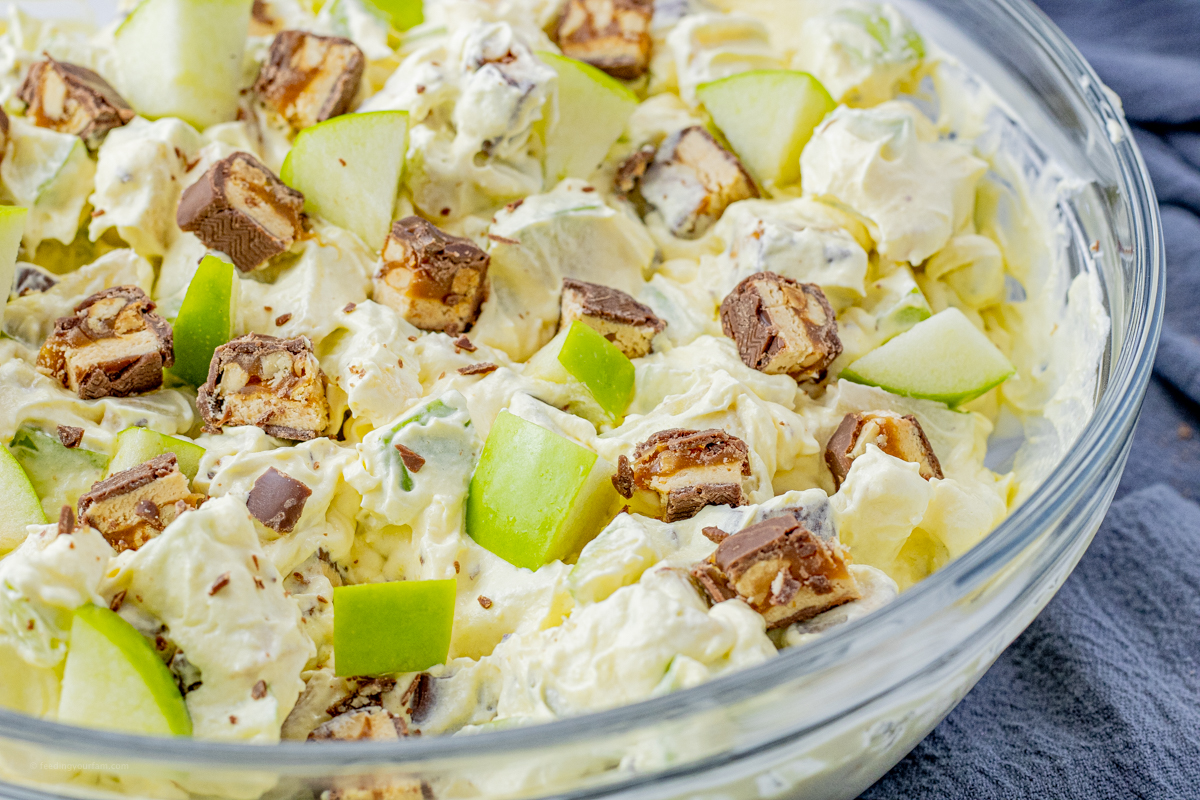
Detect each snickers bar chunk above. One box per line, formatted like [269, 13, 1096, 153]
[825, 411, 943, 490]
[177, 152, 305, 273]
[690, 512, 860, 628]
[631, 428, 750, 522]
[309, 707, 405, 742]
[554, 0, 654, 80]
[36, 286, 174, 399]
[254, 31, 365, 131]
[720, 272, 842, 381]
[197, 334, 331, 441]
[17, 57, 134, 149]
[640, 126, 758, 239]
[77, 453, 202, 553]
[373, 216, 490, 336]
[561, 277, 665, 359]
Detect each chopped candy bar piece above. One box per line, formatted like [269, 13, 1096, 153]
[77, 453, 201, 553]
[308, 707, 404, 741]
[17, 57, 134, 149]
[36, 286, 174, 399]
[614, 143, 656, 196]
[254, 31, 365, 131]
[630, 428, 750, 522]
[554, 0, 654, 80]
[57, 425, 84, 449]
[177, 152, 305, 273]
[373, 217, 490, 335]
[14, 265, 57, 297]
[690, 511, 860, 628]
[825, 411, 943, 490]
[197, 333, 330, 441]
[560, 277, 665, 358]
[321, 780, 428, 800]
[640, 126, 758, 239]
[246, 467, 312, 533]
[720, 271, 842, 381]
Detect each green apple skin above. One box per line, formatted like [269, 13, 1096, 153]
[840, 308, 1016, 407]
[867, 266, 932, 343]
[466, 410, 618, 570]
[106, 427, 205, 482]
[170, 255, 236, 387]
[280, 111, 409, 251]
[58, 605, 193, 736]
[114, 0, 253, 129]
[556, 321, 635, 419]
[333, 579, 455, 677]
[0, 206, 27, 324]
[697, 70, 835, 189]
[0, 446, 46, 555]
[536, 52, 638, 184]
[365, 0, 423, 30]
[8, 426, 107, 519]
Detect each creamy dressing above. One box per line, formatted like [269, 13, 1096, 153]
[0, 0, 1109, 752]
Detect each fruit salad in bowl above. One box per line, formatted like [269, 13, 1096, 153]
[0, 0, 1110, 763]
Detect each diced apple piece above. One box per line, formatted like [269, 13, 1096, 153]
[364, 0, 423, 30]
[0, 446, 46, 554]
[840, 308, 1015, 407]
[0, 206, 27, 320]
[333, 579, 455, 677]
[697, 70, 835, 189]
[58, 604, 192, 736]
[281, 111, 409, 250]
[526, 321, 635, 426]
[170, 255, 237, 387]
[537, 52, 638, 184]
[466, 410, 618, 569]
[865, 264, 932, 343]
[113, 0, 254, 129]
[8, 426, 107, 519]
[105, 427, 205, 482]
[2, 121, 95, 252]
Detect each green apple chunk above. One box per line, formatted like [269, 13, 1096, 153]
[0, 446, 46, 555]
[537, 52, 638, 184]
[466, 410, 619, 569]
[333, 579, 455, 677]
[3, 125, 94, 252]
[170, 255, 237, 387]
[368, 0, 423, 29]
[697, 70, 835, 189]
[106, 427, 205, 482]
[526, 321, 635, 426]
[840, 308, 1015, 407]
[865, 265, 932, 343]
[58, 605, 192, 736]
[281, 111, 409, 250]
[114, 0, 254, 129]
[0, 206, 27, 319]
[8, 426, 107, 519]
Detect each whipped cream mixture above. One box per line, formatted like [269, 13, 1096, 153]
[0, 0, 1107, 755]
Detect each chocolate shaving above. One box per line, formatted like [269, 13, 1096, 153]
[275, 313, 293, 326]
[702, 526, 730, 544]
[14, 266, 56, 296]
[394, 444, 426, 474]
[453, 336, 477, 353]
[457, 362, 498, 376]
[252, 679, 268, 700]
[477, 595, 493, 609]
[612, 454, 634, 499]
[209, 573, 231, 595]
[58, 505, 75, 536]
[109, 589, 126, 612]
[57, 425, 84, 449]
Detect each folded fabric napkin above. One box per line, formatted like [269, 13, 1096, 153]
[863, 2, 1200, 796]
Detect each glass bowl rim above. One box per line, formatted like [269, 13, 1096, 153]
[0, 0, 1166, 773]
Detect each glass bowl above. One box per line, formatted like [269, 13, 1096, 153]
[0, 0, 1163, 798]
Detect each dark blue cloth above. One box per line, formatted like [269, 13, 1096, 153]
[862, 2, 1200, 796]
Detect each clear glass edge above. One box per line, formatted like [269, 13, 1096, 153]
[0, 0, 1166, 772]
